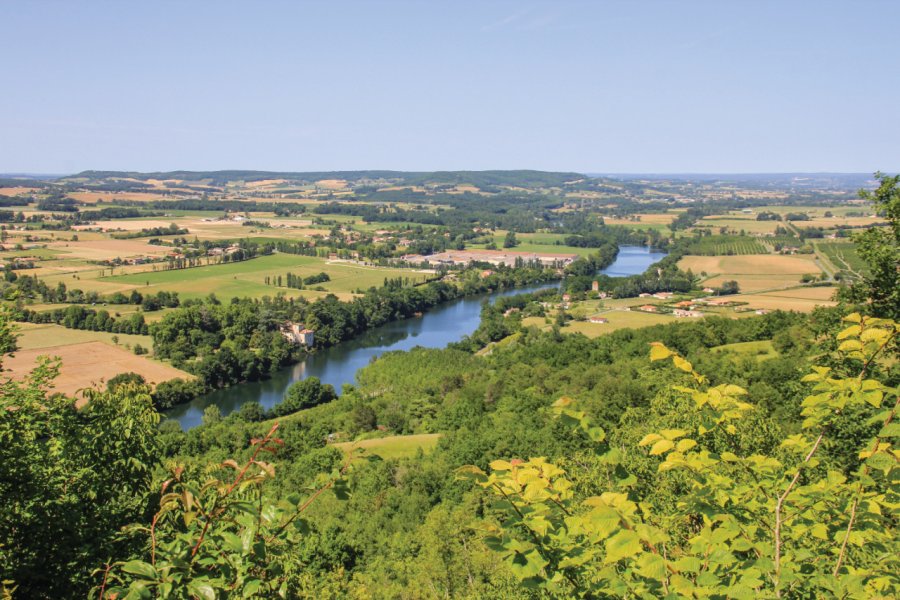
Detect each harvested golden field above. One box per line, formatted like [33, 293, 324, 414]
[3, 340, 190, 405]
[753, 205, 871, 217]
[4, 229, 105, 243]
[680, 254, 822, 292]
[143, 178, 184, 188]
[74, 219, 188, 232]
[13, 322, 152, 350]
[184, 219, 327, 240]
[0, 186, 39, 196]
[604, 213, 677, 225]
[733, 286, 838, 312]
[68, 191, 168, 203]
[47, 239, 173, 260]
[699, 216, 780, 234]
[802, 216, 883, 228]
[245, 178, 288, 188]
[315, 179, 348, 189]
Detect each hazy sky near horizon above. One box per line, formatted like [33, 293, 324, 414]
[1, 0, 898, 174]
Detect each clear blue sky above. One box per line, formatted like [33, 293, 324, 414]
[1, 0, 898, 174]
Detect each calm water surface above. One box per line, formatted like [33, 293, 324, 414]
[169, 246, 666, 429]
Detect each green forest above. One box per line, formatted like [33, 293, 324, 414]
[1, 176, 898, 599]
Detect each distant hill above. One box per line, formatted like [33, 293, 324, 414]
[65, 169, 586, 189]
[594, 172, 877, 190]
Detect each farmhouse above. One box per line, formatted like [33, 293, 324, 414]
[281, 322, 315, 347]
[588, 316, 609, 324]
[638, 305, 659, 313]
[703, 297, 737, 307]
[673, 309, 703, 318]
[653, 292, 674, 300]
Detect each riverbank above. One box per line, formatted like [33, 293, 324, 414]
[169, 246, 666, 429]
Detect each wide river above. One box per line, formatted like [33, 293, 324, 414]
[169, 246, 667, 429]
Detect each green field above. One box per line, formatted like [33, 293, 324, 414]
[815, 241, 868, 281]
[467, 231, 597, 257]
[102, 254, 431, 300]
[681, 235, 769, 256]
[521, 309, 680, 338]
[699, 216, 781, 235]
[711, 340, 778, 362]
[332, 433, 442, 460]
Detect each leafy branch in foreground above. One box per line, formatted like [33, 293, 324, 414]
[96, 423, 353, 599]
[460, 313, 899, 598]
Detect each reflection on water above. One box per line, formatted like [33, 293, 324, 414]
[168, 246, 666, 429]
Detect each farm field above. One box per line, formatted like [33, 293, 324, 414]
[801, 215, 883, 229]
[44, 239, 173, 261]
[732, 285, 837, 312]
[102, 254, 431, 300]
[17, 302, 173, 324]
[600, 219, 672, 233]
[679, 254, 823, 292]
[604, 213, 677, 225]
[562, 311, 680, 337]
[751, 205, 872, 217]
[815, 241, 867, 280]
[4, 228, 106, 242]
[465, 230, 598, 257]
[711, 340, 778, 362]
[680, 235, 769, 256]
[522, 309, 679, 338]
[0, 186, 40, 196]
[699, 216, 781, 235]
[74, 215, 331, 241]
[468, 240, 596, 257]
[13, 321, 153, 351]
[332, 433, 442, 460]
[2, 339, 190, 404]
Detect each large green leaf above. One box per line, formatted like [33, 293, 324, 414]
[121, 560, 158, 580]
[604, 530, 642, 563]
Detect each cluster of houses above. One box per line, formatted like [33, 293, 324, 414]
[206, 243, 243, 257]
[371, 230, 413, 246]
[202, 213, 247, 223]
[626, 294, 705, 318]
[121, 255, 156, 266]
[97, 255, 160, 267]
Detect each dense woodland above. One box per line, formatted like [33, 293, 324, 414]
[0, 175, 897, 598]
[148, 266, 557, 400]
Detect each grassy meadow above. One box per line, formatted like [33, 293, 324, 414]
[332, 433, 442, 460]
[102, 254, 431, 300]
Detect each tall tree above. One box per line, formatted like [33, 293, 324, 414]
[0, 307, 160, 598]
[844, 172, 900, 318]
